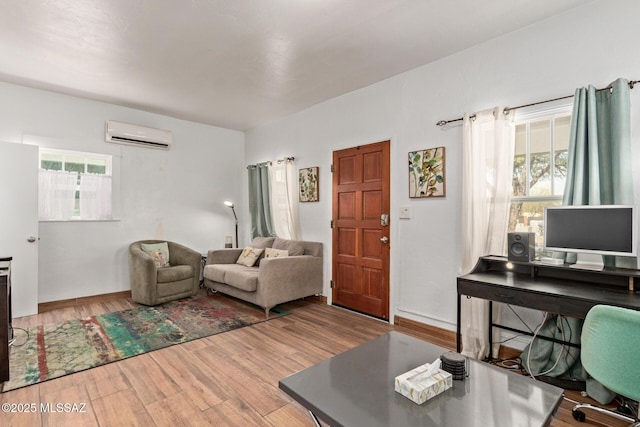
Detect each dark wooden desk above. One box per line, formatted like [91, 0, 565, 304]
[456, 256, 640, 353]
[0, 257, 11, 382]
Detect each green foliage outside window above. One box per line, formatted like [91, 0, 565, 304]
[509, 113, 571, 258]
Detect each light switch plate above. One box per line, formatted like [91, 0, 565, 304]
[399, 206, 412, 219]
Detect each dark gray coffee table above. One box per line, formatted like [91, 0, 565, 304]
[279, 331, 564, 427]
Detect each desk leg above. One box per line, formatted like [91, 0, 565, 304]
[456, 292, 462, 353]
[488, 300, 493, 360]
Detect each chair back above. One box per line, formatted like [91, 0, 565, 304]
[581, 305, 640, 401]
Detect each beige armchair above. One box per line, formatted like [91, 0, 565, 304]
[128, 240, 201, 306]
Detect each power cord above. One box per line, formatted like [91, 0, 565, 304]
[494, 305, 546, 347]
[616, 397, 638, 418]
[505, 304, 536, 334]
[525, 314, 580, 380]
[493, 358, 526, 372]
[525, 312, 566, 379]
[494, 307, 580, 382]
[8, 325, 29, 347]
[525, 311, 547, 379]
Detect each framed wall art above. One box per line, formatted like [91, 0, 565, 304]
[409, 147, 446, 198]
[299, 166, 319, 202]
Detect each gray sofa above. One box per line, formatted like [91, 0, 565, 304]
[203, 237, 323, 317]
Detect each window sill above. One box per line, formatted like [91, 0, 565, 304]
[39, 218, 121, 223]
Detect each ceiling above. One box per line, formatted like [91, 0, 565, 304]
[0, 0, 589, 131]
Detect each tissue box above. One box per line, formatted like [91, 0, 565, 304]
[394, 363, 453, 404]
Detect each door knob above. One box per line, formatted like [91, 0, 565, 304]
[380, 236, 389, 243]
[27, 236, 38, 243]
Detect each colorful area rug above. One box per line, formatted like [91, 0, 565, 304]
[2, 294, 287, 392]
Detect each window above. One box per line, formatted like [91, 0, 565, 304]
[39, 148, 113, 220]
[509, 105, 572, 258]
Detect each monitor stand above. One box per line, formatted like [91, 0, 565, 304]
[569, 253, 605, 271]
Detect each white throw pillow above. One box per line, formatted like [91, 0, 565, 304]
[236, 247, 264, 267]
[265, 248, 289, 259]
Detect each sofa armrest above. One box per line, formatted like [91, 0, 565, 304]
[129, 245, 157, 279]
[256, 255, 323, 307]
[207, 248, 242, 265]
[128, 245, 158, 303]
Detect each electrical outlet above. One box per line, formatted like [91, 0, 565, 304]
[399, 206, 412, 219]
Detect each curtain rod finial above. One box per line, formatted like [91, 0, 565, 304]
[436, 120, 447, 126]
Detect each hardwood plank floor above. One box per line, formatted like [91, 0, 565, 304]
[1, 290, 628, 426]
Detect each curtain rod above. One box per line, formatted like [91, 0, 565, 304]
[436, 79, 639, 127]
[247, 156, 295, 169]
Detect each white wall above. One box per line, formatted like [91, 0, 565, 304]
[0, 82, 244, 306]
[246, 0, 640, 339]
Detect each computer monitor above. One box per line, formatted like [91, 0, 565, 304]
[543, 205, 637, 270]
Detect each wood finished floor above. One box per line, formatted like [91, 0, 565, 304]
[1, 290, 627, 427]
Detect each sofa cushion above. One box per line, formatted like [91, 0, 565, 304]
[140, 242, 170, 267]
[157, 265, 192, 283]
[203, 264, 259, 292]
[273, 237, 305, 256]
[250, 236, 275, 249]
[265, 247, 288, 258]
[203, 264, 227, 283]
[224, 266, 259, 292]
[236, 247, 264, 267]
[157, 278, 192, 297]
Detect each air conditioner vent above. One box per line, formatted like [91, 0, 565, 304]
[105, 121, 172, 150]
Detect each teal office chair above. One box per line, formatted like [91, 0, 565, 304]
[572, 305, 640, 426]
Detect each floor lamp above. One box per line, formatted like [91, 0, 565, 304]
[224, 200, 238, 248]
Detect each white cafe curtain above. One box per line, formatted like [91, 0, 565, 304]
[38, 169, 77, 220]
[460, 107, 515, 359]
[80, 173, 112, 220]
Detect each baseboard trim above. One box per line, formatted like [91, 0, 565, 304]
[497, 345, 522, 360]
[394, 315, 457, 344]
[38, 290, 132, 313]
[39, 292, 325, 314]
[394, 315, 520, 359]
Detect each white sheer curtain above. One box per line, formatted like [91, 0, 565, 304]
[460, 107, 515, 359]
[38, 169, 77, 220]
[80, 173, 112, 220]
[269, 159, 301, 240]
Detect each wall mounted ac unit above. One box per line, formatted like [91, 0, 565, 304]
[105, 120, 172, 150]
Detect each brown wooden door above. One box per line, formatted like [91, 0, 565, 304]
[332, 140, 390, 320]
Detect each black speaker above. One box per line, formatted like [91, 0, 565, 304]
[508, 232, 535, 262]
